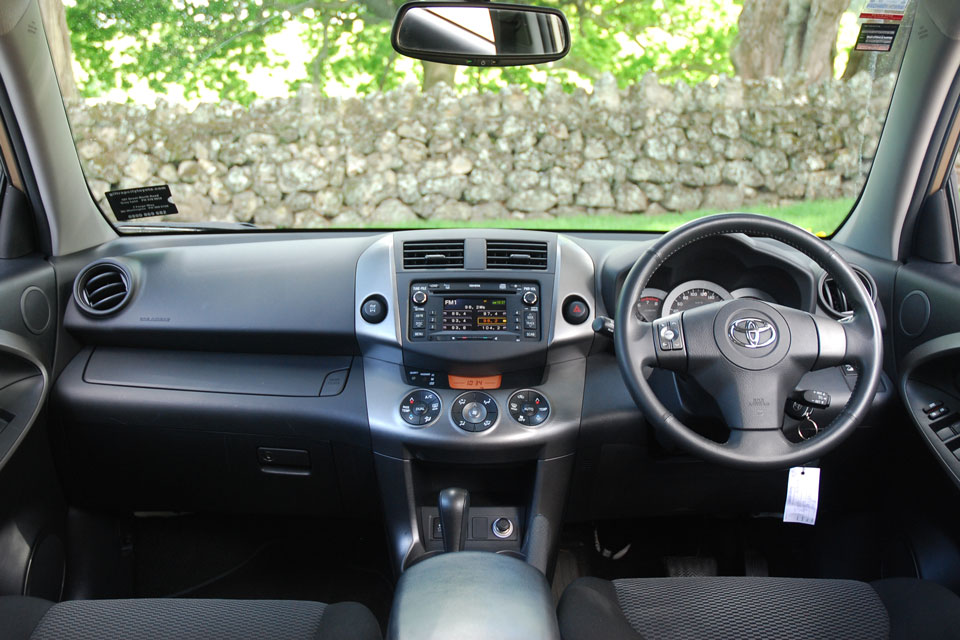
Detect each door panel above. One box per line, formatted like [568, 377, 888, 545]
[0, 255, 64, 600]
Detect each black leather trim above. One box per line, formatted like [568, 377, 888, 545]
[872, 578, 960, 640]
[557, 577, 641, 640]
[0, 596, 53, 640]
[316, 602, 381, 640]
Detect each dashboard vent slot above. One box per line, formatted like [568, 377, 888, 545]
[74, 261, 132, 316]
[403, 240, 465, 269]
[818, 266, 876, 317]
[486, 241, 548, 270]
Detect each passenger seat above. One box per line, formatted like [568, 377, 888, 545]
[0, 596, 381, 640]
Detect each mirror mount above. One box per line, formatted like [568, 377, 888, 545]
[391, 1, 571, 67]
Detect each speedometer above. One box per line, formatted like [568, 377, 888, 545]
[662, 280, 731, 315]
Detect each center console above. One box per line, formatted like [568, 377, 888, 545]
[355, 230, 596, 576]
[387, 551, 560, 640]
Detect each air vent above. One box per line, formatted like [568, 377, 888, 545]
[403, 240, 465, 269]
[74, 260, 132, 316]
[486, 240, 548, 270]
[818, 266, 876, 317]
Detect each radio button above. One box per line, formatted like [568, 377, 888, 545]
[522, 291, 538, 306]
[412, 290, 428, 305]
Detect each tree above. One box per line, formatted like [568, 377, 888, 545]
[46, 0, 744, 102]
[732, 0, 848, 84]
[39, 0, 77, 98]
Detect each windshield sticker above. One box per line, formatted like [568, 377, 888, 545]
[854, 23, 900, 52]
[859, 0, 908, 22]
[105, 185, 178, 221]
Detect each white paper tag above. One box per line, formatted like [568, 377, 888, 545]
[783, 467, 820, 525]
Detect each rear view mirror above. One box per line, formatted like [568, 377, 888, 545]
[391, 2, 570, 67]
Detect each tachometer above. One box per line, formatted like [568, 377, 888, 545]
[662, 280, 731, 315]
[635, 288, 666, 321]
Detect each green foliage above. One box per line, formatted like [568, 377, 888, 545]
[65, 0, 741, 102]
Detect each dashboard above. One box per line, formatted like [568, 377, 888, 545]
[49, 226, 897, 572]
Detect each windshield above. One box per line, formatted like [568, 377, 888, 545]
[47, 1, 912, 235]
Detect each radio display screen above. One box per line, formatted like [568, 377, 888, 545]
[441, 297, 508, 331]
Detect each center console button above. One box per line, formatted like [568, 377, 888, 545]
[412, 290, 428, 305]
[508, 390, 550, 426]
[452, 392, 497, 432]
[463, 402, 487, 423]
[400, 390, 441, 427]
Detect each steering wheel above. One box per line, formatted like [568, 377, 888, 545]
[615, 214, 882, 470]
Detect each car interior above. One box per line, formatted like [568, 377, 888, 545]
[2, 0, 960, 638]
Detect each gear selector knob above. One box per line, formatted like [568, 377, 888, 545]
[438, 487, 470, 553]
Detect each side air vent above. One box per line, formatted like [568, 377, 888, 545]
[403, 240, 465, 269]
[818, 266, 877, 317]
[74, 260, 133, 316]
[486, 240, 548, 270]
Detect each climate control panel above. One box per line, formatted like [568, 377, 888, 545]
[452, 392, 498, 432]
[399, 389, 441, 426]
[508, 390, 550, 426]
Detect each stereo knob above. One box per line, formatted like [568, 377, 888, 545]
[412, 290, 428, 305]
[522, 291, 538, 306]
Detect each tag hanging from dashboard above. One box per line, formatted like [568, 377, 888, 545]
[783, 466, 820, 525]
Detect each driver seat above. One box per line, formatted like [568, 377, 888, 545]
[558, 576, 960, 639]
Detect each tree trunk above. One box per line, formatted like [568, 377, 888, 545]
[422, 61, 457, 91]
[38, 0, 77, 99]
[733, 0, 847, 84]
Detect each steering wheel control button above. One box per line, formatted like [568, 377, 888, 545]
[360, 295, 387, 324]
[452, 392, 498, 432]
[655, 319, 683, 351]
[508, 390, 550, 426]
[562, 296, 590, 325]
[492, 517, 514, 539]
[400, 390, 441, 427]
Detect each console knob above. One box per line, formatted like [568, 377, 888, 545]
[360, 295, 387, 324]
[522, 291, 538, 306]
[411, 290, 428, 305]
[492, 517, 514, 539]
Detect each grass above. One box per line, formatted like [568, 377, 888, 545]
[345, 198, 854, 236]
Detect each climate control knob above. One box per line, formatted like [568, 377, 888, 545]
[411, 290, 428, 306]
[452, 392, 498, 432]
[508, 390, 550, 426]
[399, 389, 441, 426]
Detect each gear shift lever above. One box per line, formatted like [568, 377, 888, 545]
[438, 487, 470, 553]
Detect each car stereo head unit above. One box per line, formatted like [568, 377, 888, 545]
[409, 281, 541, 342]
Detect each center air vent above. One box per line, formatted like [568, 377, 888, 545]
[486, 241, 548, 270]
[74, 260, 132, 316]
[403, 240, 465, 269]
[818, 266, 876, 317]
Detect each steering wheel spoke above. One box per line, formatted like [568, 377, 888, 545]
[724, 427, 793, 458]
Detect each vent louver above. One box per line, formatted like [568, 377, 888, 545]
[818, 266, 876, 317]
[402, 240, 465, 269]
[74, 261, 132, 316]
[486, 241, 548, 270]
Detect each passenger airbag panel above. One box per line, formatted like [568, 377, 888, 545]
[83, 347, 351, 397]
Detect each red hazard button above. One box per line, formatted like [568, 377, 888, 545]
[562, 296, 590, 325]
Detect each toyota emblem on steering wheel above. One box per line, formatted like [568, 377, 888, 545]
[728, 318, 777, 349]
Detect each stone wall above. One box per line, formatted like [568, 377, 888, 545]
[66, 72, 899, 228]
